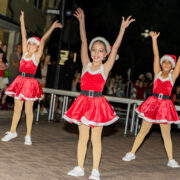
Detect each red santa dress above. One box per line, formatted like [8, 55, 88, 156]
[5, 52, 43, 101]
[63, 63, 119, 127]
[136, 71, 180, 124]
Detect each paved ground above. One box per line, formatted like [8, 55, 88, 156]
[0, 110, 179, 180]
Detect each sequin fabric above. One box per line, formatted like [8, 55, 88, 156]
[136, 71, 180, 124]
[5, 53, 43, 101]
[63, 63, 119, 127]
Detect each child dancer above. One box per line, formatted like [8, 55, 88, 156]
[123, 31, 180, 168]
[1, 11, 62, 145]
[63, 8, 135, 180]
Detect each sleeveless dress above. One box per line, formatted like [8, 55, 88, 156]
[63, 63, 119, 127]
[5, 53, 43, 101]
[136, 71, 180, 124]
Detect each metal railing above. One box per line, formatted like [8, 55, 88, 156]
[36, 88, 180, 136]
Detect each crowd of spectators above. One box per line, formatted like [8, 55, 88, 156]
[1, 38, 180, 122]
[105, 72, 153, 100]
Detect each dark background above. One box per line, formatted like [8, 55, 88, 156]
[48, 0, 180, 83]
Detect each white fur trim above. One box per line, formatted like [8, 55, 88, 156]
[136, 109, 180, 124]
[63, 115, 82, 125]
[81, 116, 119, 126]
[27, 37, 40, 46]
[169, 72, 174, 86]
[5, 91, 44, 101]
[100, 64, 107, 80]
[81, 63, 107, 81]
[63, 114, 119, 126]
[154, 71, 174, 86]
[160, 55, 175, 68]
[22, 53, 38, 66]
[89, 37, 111, 53]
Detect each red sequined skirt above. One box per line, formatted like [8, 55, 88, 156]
[136, 96, 180, 124]
[63, 95, 119, 127]
[5, 75, 43, 101]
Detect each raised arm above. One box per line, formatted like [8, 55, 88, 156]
[35, 21, 63, 63]
[149, 31, 161, 77]
[172, 56, 180, 83]
[73, 8, 90, 68]
[20, 11, 27, 54]
[104, 16, 135, 76]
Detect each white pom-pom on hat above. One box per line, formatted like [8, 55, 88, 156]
[27, 37, 41, 46]
[160, 54, 176, 68]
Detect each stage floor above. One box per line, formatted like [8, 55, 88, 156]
[0, 112, 179, 180]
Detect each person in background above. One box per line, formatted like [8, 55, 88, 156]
[172, 86, 180, 105]
[143, 72, 153, 99]
[41, 54, 51, 86]
[40, 54, 51, 115]
[72, 70, 81, 92]
[139, 73, 145, 82]
[0, 40, 2, 49]
[0, 49, 7, 99]
[8, 44, 22, 84]
[106, 74, 115, 96]
[133, 80, 148, 100]
[2, 44, 7, 58]
[130, 79, 139, 99]
[172, 86, 180, 130]
[115, 75, 125, 97]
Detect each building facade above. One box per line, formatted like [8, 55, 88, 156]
[0, 0, 61, 59]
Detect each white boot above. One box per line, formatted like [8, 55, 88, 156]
[67, 166, 85, 177]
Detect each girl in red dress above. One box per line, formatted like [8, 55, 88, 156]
[123, 31, 180, 168]
[63, 8, 135, 180]
[1, 11, 62, 145]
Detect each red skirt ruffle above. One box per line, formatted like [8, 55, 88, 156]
[136, 96, 180, 124]
[63, 95, 119, 127]
[5, 75, 43, 101]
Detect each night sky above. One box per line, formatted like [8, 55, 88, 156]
[49, 0, 180, 82]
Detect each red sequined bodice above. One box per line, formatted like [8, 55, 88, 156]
[153, 71, 173, 96]
[19, 53, 38, 75]
[80, 63, 106, 92]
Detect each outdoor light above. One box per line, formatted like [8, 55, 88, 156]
[141, 29, 150, 38]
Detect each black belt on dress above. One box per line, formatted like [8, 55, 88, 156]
[80, 90, 103, 97]
[21, 72, 35, 78]
[152, 93, 170, 100]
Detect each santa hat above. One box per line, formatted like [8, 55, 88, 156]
[27, 37, 41, 46]
[146, 72, 152, 80]
[89, 37, 119, 60]
[160, 54, 176, 68]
